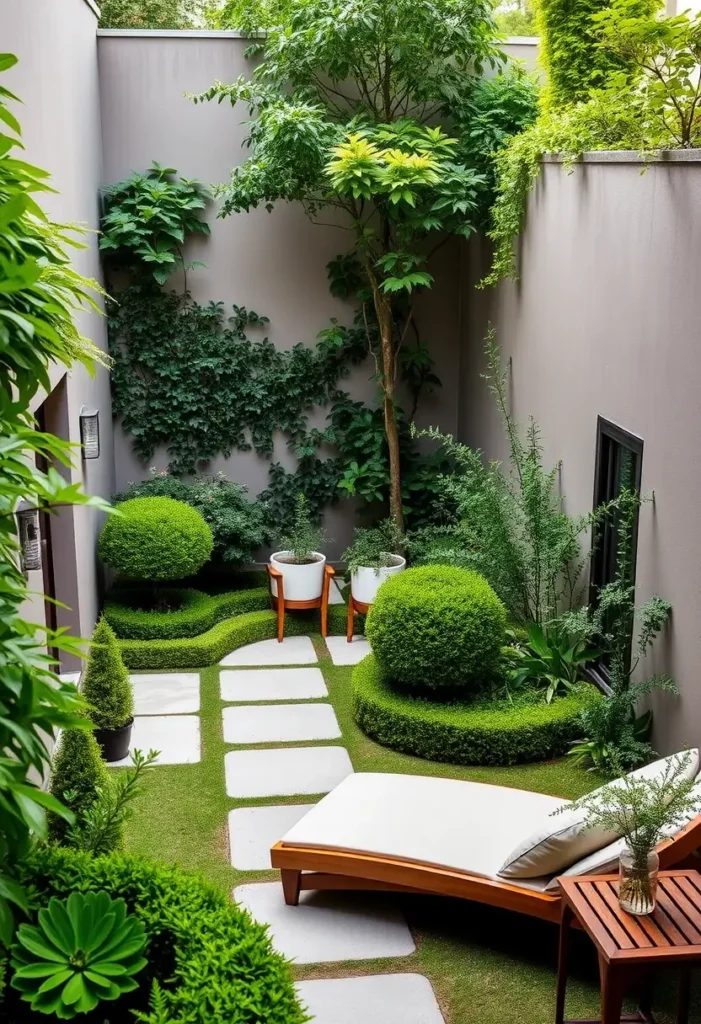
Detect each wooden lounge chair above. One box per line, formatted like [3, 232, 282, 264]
[271, 767, 701, 923]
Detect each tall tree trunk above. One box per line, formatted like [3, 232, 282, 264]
[365, 259, 404, 533]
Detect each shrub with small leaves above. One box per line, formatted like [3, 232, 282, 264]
[82, 618, 134, 731]
[49, 727, 109, 843]
[99, 497, 213, 582]
[366, 565, 507, 692]
[277, 494, 323, 564]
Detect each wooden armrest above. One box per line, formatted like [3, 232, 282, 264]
[324, 564, 336, 578]
[267, 564, 283, 579]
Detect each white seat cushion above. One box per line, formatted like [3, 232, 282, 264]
[499, 749, 699, 880]
[280, 772, 563, 880]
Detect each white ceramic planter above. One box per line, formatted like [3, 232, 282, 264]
[270, 551, 326, 602]
[350, 555, 406, 605]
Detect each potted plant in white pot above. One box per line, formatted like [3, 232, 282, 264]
[343, 518, 406, 606]
[567, 751, 701, 915]
[270, 494, 327, 602]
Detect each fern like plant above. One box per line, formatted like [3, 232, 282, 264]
[10, 891, 148, 1019]
[277, 494, 324, 564]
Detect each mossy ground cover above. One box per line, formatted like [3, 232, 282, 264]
[122, 636, 696, 1024]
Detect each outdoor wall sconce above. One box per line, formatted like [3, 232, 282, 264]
[79, 407, 100, 460]
[17, 502, 41, 572]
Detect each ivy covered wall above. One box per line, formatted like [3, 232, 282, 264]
[97, 31, 464, 556]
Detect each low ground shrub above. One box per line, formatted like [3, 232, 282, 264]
[83, 617, 133, 729]
[99, 497, 213, 582]
[365, 565, 506, 692]
[353, 654, 601, 766]
[105, 587, 270, 640]
[48, 727, 109, 842]
[7, 845, 305, 1024]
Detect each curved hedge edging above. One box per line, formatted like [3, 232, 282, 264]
[118, 604, 357, 669]
[104, 587, 270, 640]
[352, 654, 601, 767]
[9, 846, 305, 1024]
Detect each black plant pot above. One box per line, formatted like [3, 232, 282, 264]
[94, 718, 133, 762]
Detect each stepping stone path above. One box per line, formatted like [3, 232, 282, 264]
[223, 632, 443, 1021]
[108, 673, 202, 767]
[296, 974, 445, 1024]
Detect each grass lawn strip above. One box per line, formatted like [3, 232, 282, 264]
[122, 635, 693, 1024]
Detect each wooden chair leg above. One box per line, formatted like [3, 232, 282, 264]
[555, 904, 573, 1024]
[346, 594, 354, 642]
[281, 869, 302, 906]
[677, 967, 691, 1024]
[276, 578, 285, 643]
[320, 564, 334, 638]
[600, 958, 626, 1024]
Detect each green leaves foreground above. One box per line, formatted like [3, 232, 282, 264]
[11, 891, 148, 1019]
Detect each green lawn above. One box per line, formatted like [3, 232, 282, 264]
[123, 635, 697, 1023]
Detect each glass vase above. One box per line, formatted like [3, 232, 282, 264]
[618, 846, 659, 915]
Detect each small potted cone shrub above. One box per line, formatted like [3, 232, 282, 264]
[343, 517, 406, 605]
[83, 617, 134, 761]
[270, 494, 327, 601]
[49, 724, 110, 841]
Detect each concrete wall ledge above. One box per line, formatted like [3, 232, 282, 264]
[543, 149, 701, 164]
[83, 0, 100, 17]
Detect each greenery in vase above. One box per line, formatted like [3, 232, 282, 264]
[342, 518, 405, 577]
[0, 53, 113, 941]
[100, 162, 210, 285]
[192, 0, 538, 531]
[10, 891, 148, 1018]
[567, 751, 701, 906]
[82, 618, 134, 731]
[414, 330, 611, 624]
[276, 494, 324, 564]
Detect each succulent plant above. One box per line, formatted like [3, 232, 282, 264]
[10, 890, 148, 1019]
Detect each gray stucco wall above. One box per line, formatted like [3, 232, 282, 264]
[461, 154, 701, 754]
[2, 0, 114, 664]
[96, 31, 463, 556]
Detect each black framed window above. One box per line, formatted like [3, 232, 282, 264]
[589, 417, 644, 604]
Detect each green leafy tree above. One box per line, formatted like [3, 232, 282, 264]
[99, 0, 204, 28]
[193, 0, 532, 531]
[0, 54, 111, 941]
[495, 0, 538, 36]
[82, 618, 134, 731]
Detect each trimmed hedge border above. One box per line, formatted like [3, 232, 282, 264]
[104, 587, 270, 640]
[352, 654, 601, 767]
[10, 846, 305, 1024]
[118, 603, 359, 669]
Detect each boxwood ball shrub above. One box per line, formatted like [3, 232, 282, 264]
[99, 497, 214, 581]
[7, 846, 306, 1024]
[366, 565, 507, 691]
[353, 654, 602, 766]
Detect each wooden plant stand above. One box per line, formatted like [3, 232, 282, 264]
[346, 594, 370, 642]
[267, 563, 335, 643]
[556, 871, 701, 1024]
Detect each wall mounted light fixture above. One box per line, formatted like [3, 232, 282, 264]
[17, 502, 41, 572]
[79, 407, 100, 460]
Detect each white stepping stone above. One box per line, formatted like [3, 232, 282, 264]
[130, 673, 200, 715]
[235, 883, 415, 964]
[220, 636, 317, 667]
[220, 667, 327, 703]
[223, 703, 341, 744]
[225, 746, 353, 798]
[328, 579, 345, 605]
[296, 974, 445, 1024]
[107, 715, 200, 766]
[228, 804, 314, 870]
[325, 635, 372, 666]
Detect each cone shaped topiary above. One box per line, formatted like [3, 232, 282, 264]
[83, 617, 134, 730]
[49, 725, 109, 842]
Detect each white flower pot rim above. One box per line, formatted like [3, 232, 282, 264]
[351, 553, 406, 572]
[271, 550, 325, 565]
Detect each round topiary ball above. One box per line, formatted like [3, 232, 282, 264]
[99, 497, 213, 581]
[365, 564, 506, 691]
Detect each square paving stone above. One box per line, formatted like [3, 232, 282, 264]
[228, 804, 314, 870]
[107, 715, 200, 767]
[324, 635, 372, 666]
[296, 974, 445, 1024]
[223, 703, 341, 744]
[220, 668, 327, 703]
[235, 883, 415, 964]
[130, 673, 200, 715]
[220, 636, 317, 667]
[225, 746, 353, 798]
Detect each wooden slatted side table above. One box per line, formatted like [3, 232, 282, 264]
[556, 871, 701, 1024]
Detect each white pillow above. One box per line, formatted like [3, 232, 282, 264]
[498, 749, 699, 880]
